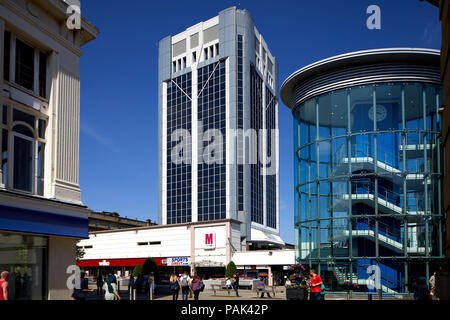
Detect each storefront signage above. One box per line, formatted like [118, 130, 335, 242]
[204, 232, 216, 249]
[167, 257, 190, 266]
[98, 260, 110, 266]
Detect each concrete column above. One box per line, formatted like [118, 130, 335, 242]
[47, 236, 78, 300]
[268, 265, 273, 286]
[190, 226, 195, 275]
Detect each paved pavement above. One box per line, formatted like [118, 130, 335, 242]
[87, 284, 412, 301]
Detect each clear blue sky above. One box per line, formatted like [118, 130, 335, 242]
[79, 0, 440, 244]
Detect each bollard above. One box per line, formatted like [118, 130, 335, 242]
[133, 288, 136, 301]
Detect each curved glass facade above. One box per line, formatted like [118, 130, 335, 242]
[294, 82, 444, 293]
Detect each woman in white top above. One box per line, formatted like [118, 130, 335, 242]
[103, 275, 121, 300]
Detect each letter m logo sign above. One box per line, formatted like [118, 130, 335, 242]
[204, 232, 216, 249]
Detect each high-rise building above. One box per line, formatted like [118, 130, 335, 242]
[158, 7, 282, 250]
[281, 48, 444, 293]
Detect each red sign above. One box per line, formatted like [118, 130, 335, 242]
[77, 258, 167, 268]
[204, 232, 216, 249]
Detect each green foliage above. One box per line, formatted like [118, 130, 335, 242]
[142, 258, 158, 275]
[225, 261, 238, 279]
[133, 264, 143, 277]
[76, 245, 85, 262]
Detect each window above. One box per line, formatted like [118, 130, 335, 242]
[192, 52, 197, 63]
[5, 31, 48, 98]
[1, 105, 46, 194]
[39, 52, 47, 98]
[15, 39, 35, 91]
[3, 31, 10, 81]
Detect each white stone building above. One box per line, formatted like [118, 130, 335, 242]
[0, 0, 97, 300]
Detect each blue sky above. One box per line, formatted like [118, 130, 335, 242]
[79, 0, 440, 244]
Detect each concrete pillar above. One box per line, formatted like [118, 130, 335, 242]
[268, 266, 273, 286]
[47, 236, 78, 300]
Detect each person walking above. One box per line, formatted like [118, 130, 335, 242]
[0, 271, 10, 301]
[170, 274, 180, 300]
[180, 272, 191, 300]
[104, 274, 121, 301]
[257, 278, 272, 298]
[128, 275, 135, 292]
[429, 272, 436, 298]
[414, 277, 431, 301]
[148, 272, 155, 298]
[233, 274, 240, 297]
[309, 269, 323, 301]
[190, 276, 203, 301]
[96, 273, 104, 296]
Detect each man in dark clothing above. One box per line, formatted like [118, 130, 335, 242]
[72, 272, 94, 300]
[96, 273, 104, 295]
[233, 274, 240, 297]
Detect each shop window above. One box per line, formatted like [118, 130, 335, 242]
[0, 232, 48, 300]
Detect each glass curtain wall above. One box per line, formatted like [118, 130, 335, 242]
[294, 82, 443, 293]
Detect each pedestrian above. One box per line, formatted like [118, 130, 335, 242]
[96, 273, 104, 295]
[233, 274, 240, 297]
[414, 277, 431, 301]
[429, 272, 436, 297]
[0, 271, 10, 301]
[226, 278, 232, 289]
[104, 274, 121, 300]
[72, 272, 94, 301]
[128, 275, 135, 293]
[149, 272, 155, 297]
[285, 277, 292, 287]
[180, 272, 191, 300]
[309, 269, 323, 301]
[190, 275, 203, 300]
[320, 283, 326, 300]
[169, 274, 180, 300]
[257, 278, 272, 298]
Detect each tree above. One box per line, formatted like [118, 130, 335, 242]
[133, 264, 143, 278]
[142, 258, 158, 275]
[225, 261, 238, 279]
[76, 245, 85, 263]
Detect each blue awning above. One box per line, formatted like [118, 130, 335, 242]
[0, 204, 88, 238]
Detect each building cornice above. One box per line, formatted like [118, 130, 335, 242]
[1, 0, 98, 57]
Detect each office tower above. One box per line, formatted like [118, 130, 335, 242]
[158, 7, 282, 249]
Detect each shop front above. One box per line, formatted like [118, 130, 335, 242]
[0, 232, 48, 300]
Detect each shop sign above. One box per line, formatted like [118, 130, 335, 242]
[99, 260, 110, 266]
[167, 257, 190, 266]
[204, 232, 216, 249]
